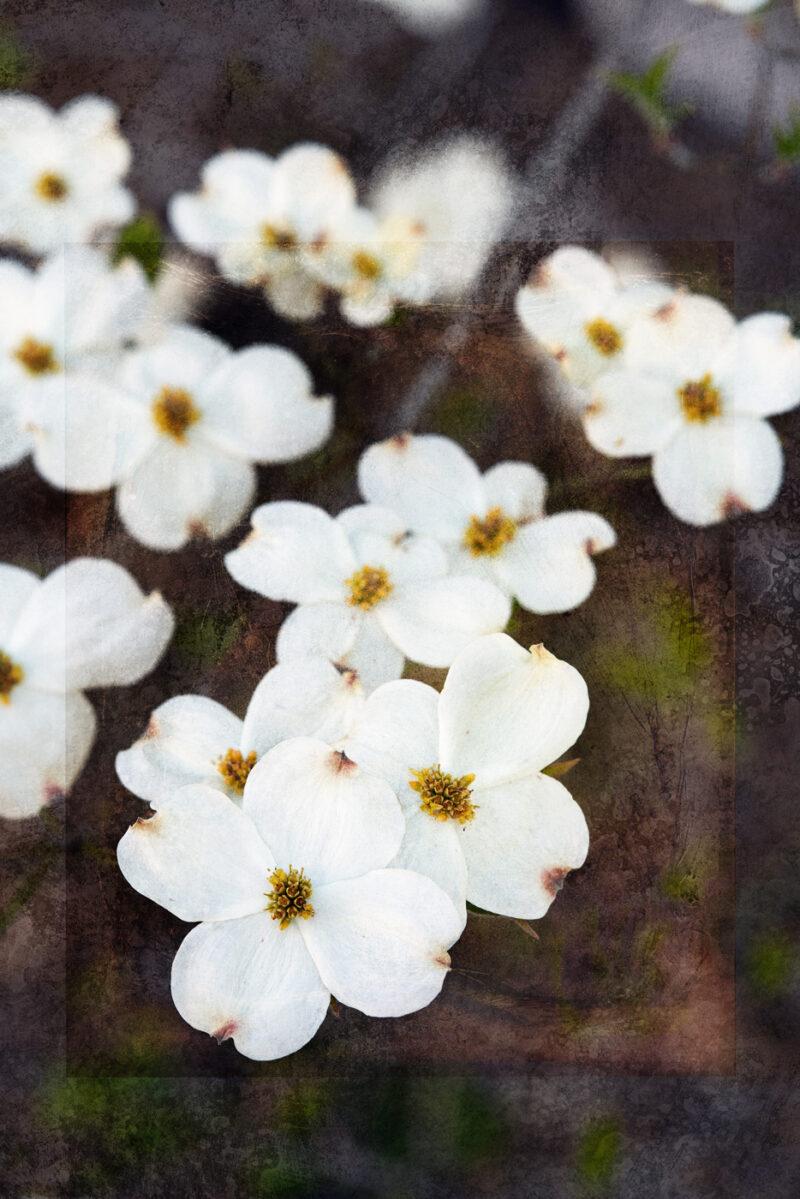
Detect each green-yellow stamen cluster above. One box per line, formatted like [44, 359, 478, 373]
[152, 386, 201, 441]
[463, 506, 517, 557]
[345, 564, 393, 610]
[265, 866, 315, 929]
[35, 171, 69, 202]
[352, 250, 382, 280]
[217, 748, 257, 794]
[14, 337, 60, 376]
[585, 317, 623, 356]
[410, 764, 477, 824]
[678, 373, 722, 423]
[0, 651, 23, 704]
[261, 223, 298, 251]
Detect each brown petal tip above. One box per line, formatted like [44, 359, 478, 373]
[331, 749, 357, 774]
[542, 867, 571, 897]
[212, 1021, 237, 1044]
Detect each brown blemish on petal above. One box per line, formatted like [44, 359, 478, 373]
[188, 520, 210, 539]
[44, 783, 65, 805]
[332, 749, 356, 774]
[654, 299, 677, 322]
[390, 432, 411, 450]
[584, 400, 604, 416]
[212, 1021, 237, 1044]
[542, 866, 570, 897]
[143, 716, 160, 741]
[341, 668, 360, 688]
[132, 812, 162, 832]
[434, 950, 451, 970]
[553, 347, 567, 363]
[721, 492, 750, 520]
[529, 643, 556, 664]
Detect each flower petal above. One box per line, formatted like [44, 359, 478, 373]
[10, 558, 173, 692]
[462, 772, 589, 918]
[0, 563, 38, 640]
[377, 576, 510, 667]
[115, 695, 244, 807]
[200, 346, 333, 463]
[341, 679, 440, 803]
[714, 312, 800, 418]
[481, 461, 547, 521]
[625, 293, 735, 381]
[358, 433, 485, 541]
[336, 505, 447, 586]
[652, 414, 783, 527]
[0, 685, 95, 819]
[584, 370, 683, 457]
[301, 868, 464, 1016]
[243, 737, 404, 886]
[171, 914, 329, 1061]
[438, 633, 589, 785]
[494, 511, 616, 614]
[117, 784, 272, 921]
[275, 602, 405, 693]
[391, 810, 467, 915]
[225, 502, 354, 603]
[241, 658, 366, 757]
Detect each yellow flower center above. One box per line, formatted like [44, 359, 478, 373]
[14, 337, 60, 376]
[0, 651, 23, 704]
[463, 506, 517, 557]
[261, 223, 298, 251]
[34, 171, 69, 202]
[345, 565, 393, 610]
[352, 250, 382, 281]
[409, 764, 477, 824]
[265, 865, 315, 929]
[152, 386, 201, 441]
[678, 373, 722, 423]
[585, 317, 623, 356]
[216, 748, 257, 794]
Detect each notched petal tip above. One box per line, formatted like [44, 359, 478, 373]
[330, 748, 357, 775]
[143, 715, 160, 741]
[433, 950, 451, 971]
[389, 432, 412, 451]
[212, 1020, 237, 1044]
[721, 492, 751, 520]
[528, 642, 556, 664]
[542, 866, 571, 898]
[188, 520, 210, 540]
[131, 811, 162, 832]
[44, 783, 65, 806]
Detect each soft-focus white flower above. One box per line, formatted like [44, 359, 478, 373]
[29, 324, 334, 550]
[225, 502, 511, 690]
[515, 246, 674, 388]
[116, 657, 368, 809]
[362, 0, 486, 34]
[0, 94, 135, 255]
[684, 0, 768, 12]
[0, 558, 173, 819]
[169, 144, 356, 320]
[117, 738, 464, 1060]
[336, 634, 590, 917]
[359, 433, 616, 614]
[0, 247, 150, 477]
[586, 295, 800, 526]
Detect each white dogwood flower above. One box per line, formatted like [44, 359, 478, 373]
[0, 247, 151, 478]
[117, 738, 464, 1060]
[337, 634, 590, 918]
[586, 295, 800, 525]
[684, 0, 767, 12]
[362, 0, 486, 34]
[225, 502, 511, 690]
[515, 246, 673, 388]
[116, 657, 367, 810]
[358, 433, 616, 614]
[29, 324, 334, 549]
[0, 94, 135, 255]
[169, 144, 356, 320]
[0, 558, 173, 820]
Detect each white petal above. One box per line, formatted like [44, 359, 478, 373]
[495, 511, 616, 614]
[168, 150, 275, 253]
[625, 293, 735, 381]
[271, 143, 356, 237]
[0, 685, 95, 819]
[10, 558, 173, 692]
[116, 696, 244, 807]
[117, 325, 231, 397]
[714, 313, 800, 418]
[26, 374, 153, 493]
[243, 737, 404, 886]
[584, 371, 683, 457]
[336, 506, 448, 587]
[240, 658, 365, 757]
[117, 440, 255, 551]
[390, 810, 467, 915]
[358, 433, 484, 541]
[117, 785, 271, 921]
[201, 346, 333, 463]
[341, 679, 440, 802]
[171, 915, 329, 1061]
[0, 564, 38, 640]
[377, 576, 510, 667]
[301, 868, 463, 1015]
[481, 461, 547, 521]
[652, 415, 784, 527]
[265, 268, 326, 321]
[275, 601, 405, 692]
[225, 502, 354, 603]
[535, 246, 618, 298]
[438, 633, 589, 785]
[463, 772, 589, 918]
[0, 400, 29, 470]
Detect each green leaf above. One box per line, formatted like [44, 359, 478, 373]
[773, 106, 800, 167]
[575, 1115, 622, 1193]
[0, 27, 33, 89]
[746, 931, 795, 1000]
[113, 213, 164, 281]
[542, 757, 581, 779]
[608, 49, 693, 137]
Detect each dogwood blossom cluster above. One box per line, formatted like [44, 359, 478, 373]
[170, 134, 515, 325]
[0, 559, 173, 819]
[516, 247, 800, 526]
[116, 633, 590, 1059]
